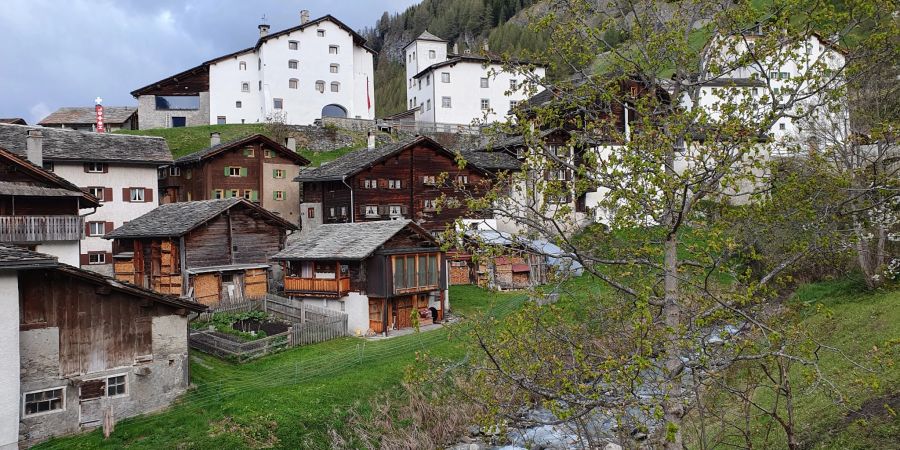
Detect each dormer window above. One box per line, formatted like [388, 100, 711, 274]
[288, 40, 299, 50]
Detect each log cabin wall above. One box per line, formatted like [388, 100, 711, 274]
[228, 207, 285, 264]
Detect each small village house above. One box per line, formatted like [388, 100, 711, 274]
[38, 106, 138, 131]
[272, 220, 447, 336]
[297, 135, 493, 236]
[0, 145, 100, 266]
[0, 123, 172, 275]
[158, 133, 309, 222]
[105, 198, 297, 305]
[0, 244, 205, 448]
[131, 11, 376, 128]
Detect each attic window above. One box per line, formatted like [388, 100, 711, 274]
[42, 161, 54, 172]
[317, 29, 325, 37]
[429, 50, 436, 59]
[289, 40, 299, 50]
[239, 61, 247, 70]
[329, 45, 339, 54]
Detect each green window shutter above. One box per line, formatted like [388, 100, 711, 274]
[224, 166, 230, 176]
[211, 189, 216, 198]
[240, 167, 248, 177]
[243, 149, 249, 157]
[273, 191, 278, 200]
[251, 190, 258, 201]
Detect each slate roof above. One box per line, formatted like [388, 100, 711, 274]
[174, 134, 309, 165]
[457, 150, 521, 171]
[0, 244, 58, 269]
[273, 220, 435, 261]
[404, 30, 447, 49]
[0, 118, 26, 125]
[105, 198, 296, 239]
[55, 264, 207, 312]
[38, 106, 137, 126]
[294, 136, 427, 182]
[0, 182, 89, 198]
[0, 147, 100, 207]
[0, 124, 172, 164]
[413, 55, 544, 79]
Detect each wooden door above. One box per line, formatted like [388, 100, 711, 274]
[368, 298, 384, 333]
[394, 296, 413, 329]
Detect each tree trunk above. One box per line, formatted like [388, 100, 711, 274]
[663, 232, 684, 449]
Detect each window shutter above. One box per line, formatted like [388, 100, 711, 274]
[359, 178, 365, 188]
[102, 164, 108, 173]
[122, 188, 130, 202]
[401, 205, 408, 215]
[251, 190, 258, 202]
[104, 187, 113, 202]
[243, 149, 250, 157]
[84, 222, 91, 236]
[379, 179, 387, 188]
[83, 163, 89, 173]
[273, 191, 278, 200]
[273, 169, 279, 178]
[144, 188, 153, 202]
[224, 166, 230, 176]
[80, 253, 90, 266]
[105, 222, 114, 233]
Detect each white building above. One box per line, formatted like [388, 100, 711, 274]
[403, 31, 546, 126]
[681, 27, 847, 145]
[132, 11, 376, 128]
[0, 124, 172, 275]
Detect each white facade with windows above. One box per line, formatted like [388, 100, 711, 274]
[403, 31, 545, 126]
[207, 14, 375, 126]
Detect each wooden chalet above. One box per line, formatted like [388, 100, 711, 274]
[104, 198, 297, 305]
[159, 133, 310, 222]
[272, 220, 446, 336]
[296, 135, 493, 235]
[0, 244, 205, 446]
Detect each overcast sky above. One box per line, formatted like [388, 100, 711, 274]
[0, 0, 418, 124]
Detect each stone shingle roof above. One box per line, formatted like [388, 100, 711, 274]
[457, 150, 521, 171]
[295, 136, 428, 182]
[38, 106, 137, 126]
[0, 147, 100, 207]
[105, 198, 296, 239]
[273, 220, 433, 261]
[0, 124, 172, 164]
[174, 134, 309, 165]
[0, 243, 58, 269]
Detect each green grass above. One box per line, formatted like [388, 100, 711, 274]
[116, 124, 365, 167]
[35, 286, 525, 450]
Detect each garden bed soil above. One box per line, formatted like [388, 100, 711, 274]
[232, 319, 290, 336]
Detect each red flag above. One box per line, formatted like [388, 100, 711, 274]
[366, 77, 371, 110]
[95, 104, 106, 133]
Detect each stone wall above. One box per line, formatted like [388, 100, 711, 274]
[137, 93, 210, 130]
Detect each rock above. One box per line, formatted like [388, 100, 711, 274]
[604, 443, 623, 450]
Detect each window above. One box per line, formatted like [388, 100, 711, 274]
[388, 179, 401, 189]
[329, 207, 336, 217]
[426, 74, 431, 85]
[317, 29, 325, 37]
[480, 77, 489, 88]
[155, 95, 199, 110]
[480, 99, 490, 110]
[158, 168, 167, 179]
[243, 147, 255, 157]
[330, 64, 339, 73]
[129, 188, 145, 202]
[273, 98, 283, 109]
[258, 58, 262, 70]
[239, 61, 247, 70]
[365, 205, 379, 217]
[779, 123, 786, 130]
[217, 116, 226, 125]
[456, 175, 468, 185]
[441, 97, 451, 108]
[88, 252, 106, 265]
[510, 79, 518, 90]
[288, 78, 299, 89]
[392, 254, 439, 292]
[186, 168, 192, 179]
[273, 169, 286, 179]
[429, 50, 436, 59]
[441, 72, 450, 83]
[229, 189, 239, 198]
[288, 40, 298, 50]
[241, 82, 249, 92]
[769, 71, 779, 80]
[273, 190, 285, 201]
[227, 166, 244, 177]
[236, 101, 242, 108]
[423, 175, 436, 185]
[169, 166, 181, 177]
[329, 45, 339, 54]
[340, 206, 347, 217]
[213, 189, 224, 199]
[258, 81, 262, 91]
[88, 222, 105, 236]
[86, 162, 106, 173]
[315, 80, 325, 93]
[780, 71, 789, 80]
[107, 375, 126, 397]
[87, 187, 105, 201]
[423, 199, 437, 211]
[307, 208, 315, 219]
[388, 205, 403, 217]
[417, 79, 421, 90]
[330, 82, 340, 92]
[288, 60, 298, 69]
[751, 88, 759, 97]
[509, 100, 517, 111]
[42, 161, 54, 172]
[363, 179, 377, 189]
[426, 99, 431, 110]
[23, 388, 64, 416]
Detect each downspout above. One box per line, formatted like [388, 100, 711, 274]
[341, 176, 354, 223]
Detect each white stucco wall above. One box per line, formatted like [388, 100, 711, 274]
[297, 292, 369, 336]
[34, 242, 79, 267]
[208, 19, 376, 126]
[0, 273, 19, 450]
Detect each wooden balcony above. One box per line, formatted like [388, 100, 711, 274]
[0, 215, 83, 243]
[284, 276, 350, 298]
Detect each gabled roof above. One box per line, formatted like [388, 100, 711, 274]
[39, 106, 137, 126]
[403, 30, 447, 49]
[272, 220, 437, 261]
[173, 134, 310, 165]
[0, 244, 58, 269]
[413, 55, 544, 79]
[0, 118, 26, 125]
[295, 135, 487, 182]
[0, 124, 172, 165]
[457, 150, 522, 171]
[0, 147, 100, 208]
[104, 198, 297, 239]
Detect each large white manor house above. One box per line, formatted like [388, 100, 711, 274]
[132, 11, 376, 128]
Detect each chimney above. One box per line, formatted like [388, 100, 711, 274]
[210, 132, 221, 146]
[258, 24, 270, 38]
[367, 131, 376, 149]
[26, 129, 43, 167]
[285, 137, 297, 152]
[300, 10, 310, 25]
